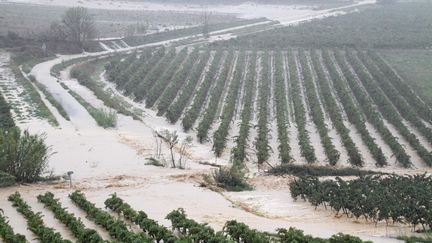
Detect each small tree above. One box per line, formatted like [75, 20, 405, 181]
[158, 130, 179, 168]
[62, 7, 96, 46]
[202, 10, 211, 38]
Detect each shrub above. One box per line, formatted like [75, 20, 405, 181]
[212, 166, 252, 192]
[91, 108, 117, 128]
[0, 128, 50, 182]
[0, 171, 16, 187]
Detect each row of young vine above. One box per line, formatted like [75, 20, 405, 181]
[0, 210, 26, 243]
[8, 192, 71, 243]
[344, 50, 432, 166]
[231, 51, 257, 164]
[123, 48, 166, 96]
[356, 51, 432, 146]
[1, 191, 373, 243]
[194, 51, 234, 140]
[332, 50, 412, 167]
[287, 51, 317, 163]
[133, 48, 176, 101]
[367, 50, 432, 123]
[156, 48, 202, 115]
[164, 49, 212, 122]
[213, 51, 247, 157]
[273, 52, 292, 164]
[37, 192, 105, 243]
[180, 50, 226, 130]
[310, 50, 363, 166]
[102, 48, 432, 167]
[298, 50, 340, 165]
[69, 190, 152, 242]
[144, 48, 189, 108]
[255, 52, 271, 165]
[320, 50, 387, 167]
[104, 193, 178, 242]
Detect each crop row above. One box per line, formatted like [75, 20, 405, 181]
[195, 51, 234, 140]
[213, 51, 247, 157]
[345, 50, 432, 166]
[70, 190, 152, 242]
[8, 192, 71, 243]
[320, 50, 387, 167]
[310, 50, 363, 166]
[287, 51, 317, 163]
[231, 51, 257, 164]
[273, 52, 292, 164]
[255, 52, 271, 164]
[332, 50, 411, 167]
[37, 192, 104, 243]
[298, 50, 340, 165]
[180, 50, 225, 129]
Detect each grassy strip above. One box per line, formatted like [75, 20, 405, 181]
[71, 60, 141, 121]
[60, 83, 117, 128]
[50, 56, 94, 78]
[28, 76, 70, 121]
[268, 164, 384, 177]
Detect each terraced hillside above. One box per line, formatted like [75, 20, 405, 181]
[105, 47, 432, 169]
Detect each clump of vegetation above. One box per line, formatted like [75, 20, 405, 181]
[91, 108, 117, 128]
[0, 92, 15, 129]
[0, 171, 16, 188]
[209, 164, 253, 192]
[269, 164, 384, 177]
[145, 157, 165, 167]
[0, 128, 50, 183]
[70, 59, 141, 121]
[397, 234, 432, 243]
[28, 75, 70, 121]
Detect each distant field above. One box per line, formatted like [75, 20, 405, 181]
[380, 49, 432, 107]
[218, 2, 432, 49]
[0, 3, 239, 37]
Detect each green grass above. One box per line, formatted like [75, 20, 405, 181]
[28, 75, 70, 121]
[70, 58, 142, 121]
[60, 83, 117, 128]
[380, 49, 432, 107]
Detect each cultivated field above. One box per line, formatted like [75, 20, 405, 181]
[1, 1, 432, 242]
[104, 47, 432, 170]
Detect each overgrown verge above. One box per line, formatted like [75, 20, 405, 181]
[28, 75, 70, 121]
[59, 83, 117, 128]
[70, 59, 141, 121]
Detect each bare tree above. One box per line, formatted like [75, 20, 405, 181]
[62, 7, 96, 46]
[158, 130, 179, 168]
[202, 9, 211, 38]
